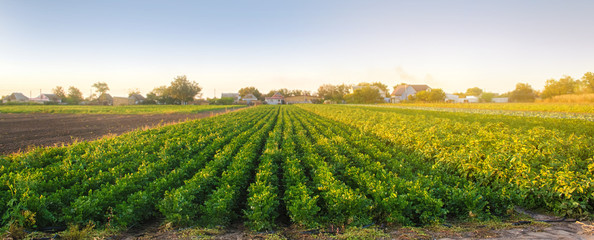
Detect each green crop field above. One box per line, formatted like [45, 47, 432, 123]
[1, 104, 593, 233]
[381, 102, 594, 114]
[0, 104, 242, 114]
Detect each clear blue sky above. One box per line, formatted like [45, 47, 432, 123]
[1, 0, 593, 98]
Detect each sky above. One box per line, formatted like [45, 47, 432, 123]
[1, 0, 593, 99]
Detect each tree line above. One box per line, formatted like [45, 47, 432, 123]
[10, 71, 592, 105]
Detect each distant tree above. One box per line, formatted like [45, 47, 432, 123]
[479, 92, 498, 103]
[465, 87, 483, 97]
[581, 72, 594, 93]
[393, 83, 407, 89]
[412, 89, 446, 102]
[67, 86, 84, 104]
[345, 86, 383, 104]
[239, 86, 263, 100]
[265, 88, 289, 98]
[169, 75, 202, 105]
[217, 97, 235, 105]
[92, 82, 110, 96]
[509, 83, 536, 102]
[541, 76, 578, 98]
[317, 84, 351, 102]
[266, 89, 311, 97]
[358, 82, 389, 97]
[147, 85, 174, 104]
[128, 88, 141, 97]
[53, 86, 66, 100]
[289, 89, 311, 96]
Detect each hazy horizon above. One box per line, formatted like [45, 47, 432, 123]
[2, 0, 593, 99]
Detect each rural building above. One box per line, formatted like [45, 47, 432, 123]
[221, 93, 240, 103]
[113, 97, 129, 106]
[128, 94, 146, 105]
[453, 96, 479, 103]
[492, 97, 509, 103]
[97, 93, 113, 105]
[265, 92, 284, 105]
[2, 92, 29, 103]
[285, 95, 322, 104]
[30, 93, 62, 104]
[242, 94, 258, 105]
[445, 94, 459, 103]
[391, 84, 431, 103]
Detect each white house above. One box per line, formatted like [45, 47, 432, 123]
[391, 84, 431, 102]
[30, 93, 61, 104]
[445, 94, 459, 103]
[242, 94, 258, 105]
[265, 92, 284, 105]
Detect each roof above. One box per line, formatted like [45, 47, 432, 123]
[243, 94, 258, 100]
[221, 93, 239, 99]
[8, 92, 29, 101]
[129, 94, 145, 101]
[409, 84, 430, 91]
[391, 84, 430, 96]
[391, 85, 407, 96]
[266, 92, 284, 99]
[42, 93, 61, 101]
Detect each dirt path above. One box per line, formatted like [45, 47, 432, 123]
[0, 109, 234, 155]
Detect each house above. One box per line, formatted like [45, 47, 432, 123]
[453, 95, 479, 103]
[30, 93, 61, 104]
[492, 97, 509, 103]
[285, 95, 322, 104]
[391, 84, 431, 103]
[445, 94, 459, 103]
[128, 94, 145, 105]
[265, 92, 284, 105]
[242, 94, 258, 105]
[113, 97, 129, 106]
[2, 92, 29, 103]
[97, 93, 113, 105]
[221, 93, 240, 103]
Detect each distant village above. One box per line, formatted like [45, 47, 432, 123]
[2, 83, 510, 106]
[4, 72, 593, 105]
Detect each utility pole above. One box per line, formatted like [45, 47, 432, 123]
[214, 88, 216, 99]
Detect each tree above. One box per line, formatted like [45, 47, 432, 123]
[345, 86, 383, 104]
[317, 84, 351, 103]
[509, 83, 536, 102]
[541, 76, 577, 98]
[479, 92, 498, 103]
[581, 72, 594, 93]
[92, 82, 110, 96]
[67, 86, 83, 104]
[239, 87, 263, 100]
[53, 86, 66, 100]
[169, 75, 202, 104]
[411, 89, 446, 102]
[147, 86, 174, 104]
[128, 88, 141, 97]
[465, 87, 483, 97]
[358, 82, 389, 97]
[216, 97, 235, 105]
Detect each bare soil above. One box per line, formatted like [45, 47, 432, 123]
[0, 109, 233, 155]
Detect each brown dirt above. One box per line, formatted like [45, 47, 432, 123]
[0, 109, 234, 155]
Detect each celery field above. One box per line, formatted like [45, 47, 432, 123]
[1, 105, 593, 231]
